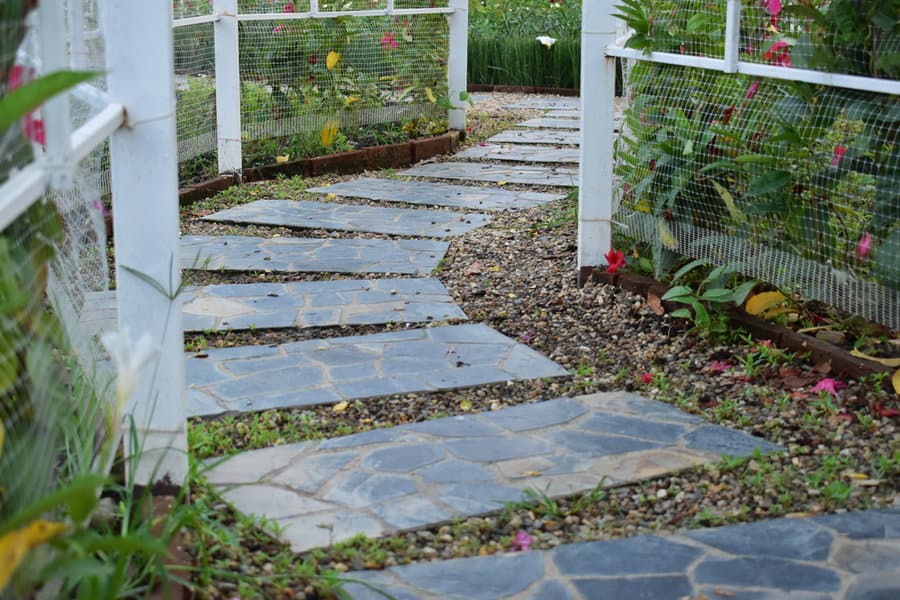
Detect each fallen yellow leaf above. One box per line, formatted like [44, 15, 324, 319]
[425, 87, 436, 103]
[275, 154, 290, 164]
[745, 291, 787, 317]
[497, 181, 508, 186]
[325, 193, 337, 200]
[850, 349, 900, 368]
[893, 368, 900, 394]
[332, 401, 349, 413]
[326, 50, 341, 70]
[521, 470, 542, 477]
[459, 399, 472, 411]
[844, 472, 870, 480]
[0, 521, 68, 589]
[344, 95, 360, 107]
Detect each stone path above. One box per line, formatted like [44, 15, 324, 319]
[545, 109, 581, 118]
[204, 199, 492, 239]
[181, 235, 448, 275]
[184, 95, 893, 599]
[81, 278, 465, 334]
[187, 324, 568, 417]
[207, 392, 782, 551]
[488, 129, 581, 146]
[401, 163, 579, 187]
[343, 510, 900, 599]
[307, 178, 564, 211]
[456, 144, 579, 164]
[507, 97, 580, 110]
[518, 117, 581, 130]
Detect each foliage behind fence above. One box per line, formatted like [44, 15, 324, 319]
[613, 0, 900, 328]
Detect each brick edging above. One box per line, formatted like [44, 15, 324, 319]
[582, 267, 894, 384]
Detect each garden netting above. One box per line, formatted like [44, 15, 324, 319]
[613, 0, 900, 329]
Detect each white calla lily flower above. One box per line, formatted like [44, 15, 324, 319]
[536, 36, 557, 48]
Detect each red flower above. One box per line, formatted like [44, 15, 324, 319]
[856, 232, 872, 260]
[764, 40, 791, 67]
[831, 145, 846, 167]
[381, 31, 398, 50]
[604, 248, 626, 274]
[640, 372, 653, 385]
[710, 360, 732, 373]
[284, 2, 294, 11]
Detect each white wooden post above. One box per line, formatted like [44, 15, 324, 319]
[447, 0, 468, 132]
[214, 0, 242, 175]
[103, 0, 187, 487]
[724, 0, 741, 73]
[577, 0, 617, 282]
[39, 0, 72, 190]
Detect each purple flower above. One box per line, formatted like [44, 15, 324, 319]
[510, 530, 532, 551]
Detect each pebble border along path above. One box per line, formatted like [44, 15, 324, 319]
[342, 509, 900, 600]
[207, 392, 782, 552]
[194, 94, 895, 598]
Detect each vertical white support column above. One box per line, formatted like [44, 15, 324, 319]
[103, 0, 187, 487]
[577, 0, 617, 282]
[214, 0, 242, 175]
[447, 0, 468, 132]
[39, 0, 72, 189]
[67, 0, 88, 70]
[724, 0, 742, 73]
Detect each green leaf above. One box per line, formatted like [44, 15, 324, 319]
[711, 180, 746, 225]
[686, 13, 710, 34]
[669, 308, 693, 320]
[661, 285, 694, 301]
[671, 258, 710, 284]
[700, 288, 735, 303]
[749, 170, 791, 196]
[732, 280, 760, 306]
[0, 474, 106, 537]
[0, 70, 98, 134]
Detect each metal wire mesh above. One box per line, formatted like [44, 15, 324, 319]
[236, 12, 447, 150]
[615, 53, 900, 328]
[174, 22, 218, 161]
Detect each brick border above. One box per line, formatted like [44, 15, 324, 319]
[583, 268, 894, 385]
[177, 131, 461, 207]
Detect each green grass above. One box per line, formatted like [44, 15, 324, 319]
[468, 37, 581, 89]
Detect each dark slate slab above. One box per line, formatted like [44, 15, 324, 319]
[456, 144, 580, 164]
[400, 162, 579, 188]
[693, 557, 842, 592]
[813, 509, 900, 540]
[683, 425, 783, 456]
[488, 129, 581, 146]
[204, 199, 491, 238]
[518, 117, 581, 130]
[181, 235, 449, 275]
[687, 518, 833, 561]
[572, 576, 694, 600]
[308, 178, 564, 211]
[553, 536, 704, 576]
[482, 398, 587, 432]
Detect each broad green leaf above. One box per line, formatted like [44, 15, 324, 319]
[749, 170, 791, 196]
[0, 71, 97, 134]
[700, 288, 734, 303]
[671, 258, 710, 284]
[669, 308, 693, 320]
[732, 280, 760, 306]
[662, 285, 694, 301]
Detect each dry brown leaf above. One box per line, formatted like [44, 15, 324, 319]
[464, 261, 483, 276]
[647, 292, 665, 316]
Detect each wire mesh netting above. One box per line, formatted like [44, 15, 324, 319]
[614, 0, 900, 329]
[172, 1, 451, 170]
[1, 0, 114, 534]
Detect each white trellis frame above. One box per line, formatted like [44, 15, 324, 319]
[175, 0, 469, 176]
[578, 0, 900, 279]
[0, 0, 187, 486]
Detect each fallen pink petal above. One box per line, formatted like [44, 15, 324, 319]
[510, 530, 532, 551]
[811, 378, 847, 397]
[710, 360, 732, 373]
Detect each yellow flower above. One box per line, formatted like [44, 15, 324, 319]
[0, 521, 68, 590]
[321, 120, 339, 147]
[424, 87, 436, 103]
[344, 96, 361, 107]
[326, 50, 341, 70]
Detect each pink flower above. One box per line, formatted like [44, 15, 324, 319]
[510, 530, 532, 551]
[764, 0, 782, 17]
[640, 372, 653, 385]
[811, 378, 847, 397]
[856, 232, 872, 260]
[284, 2, 294, 11]
[745, 80, 760, 100]
[764, 40, 791, 67]
[381, 31, 398, 50]
[604, 248, 626, 274]
[710, 360, 732, 373]
[831, 145, 846, 167]
[272, 24, 284, 34]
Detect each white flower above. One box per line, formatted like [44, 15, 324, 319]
[101, 329, 156, 421]
[536, 36, 557, 49]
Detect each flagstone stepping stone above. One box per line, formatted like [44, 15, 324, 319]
[204, 200, 492, 239]
[546, 109, 581, 118]
[456, 144, 580, 164]
[341, 510, 900, 599]
[81, 278, 465, 334]
[181, 235, 448, 275]
[187, 323, 568, 417]
[507, 97, 580, 110]
[307, 178, 564, 211]
[206, 391, 784, 552]
[519, 117, 581, 130]
[400, 163, 579, 188]
[488, 129, 581, 146]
